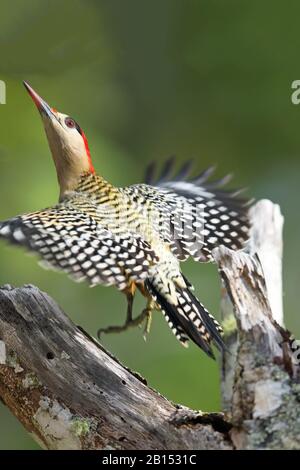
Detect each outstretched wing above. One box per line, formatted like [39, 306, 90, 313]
[0, 202, 158, 290]
[142, 157, 251, 262]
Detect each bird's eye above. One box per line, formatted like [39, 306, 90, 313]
[65, 117, 75, 128]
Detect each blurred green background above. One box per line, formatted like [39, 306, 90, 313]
[0, 0, 299, 450]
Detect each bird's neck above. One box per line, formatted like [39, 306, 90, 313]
[59, 171, 118, 202]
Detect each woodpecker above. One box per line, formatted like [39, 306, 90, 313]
[0, 82, 250, 358]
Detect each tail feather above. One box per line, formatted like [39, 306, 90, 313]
[163, 311, 190, 347]
[178, 288, 225, 352]
[145, 278, 225, 358]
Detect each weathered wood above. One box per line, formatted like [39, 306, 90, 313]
[248, 200, 284, 325]
[214, 201, 300, 449]
[217, 200, 285, 411]
[0, 284, 231, 450]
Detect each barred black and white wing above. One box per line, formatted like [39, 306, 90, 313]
[142, 158, 251, 262]
[0, 204, 158, 291]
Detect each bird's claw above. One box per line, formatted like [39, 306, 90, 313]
[97, 308, 153, 340]
[142, 310, 152, 341]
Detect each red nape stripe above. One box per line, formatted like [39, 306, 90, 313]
[81, 130, 95, 173]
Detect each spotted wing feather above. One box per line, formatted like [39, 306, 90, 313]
[0, 207, 157, 290]
[142, 159, 251, 262]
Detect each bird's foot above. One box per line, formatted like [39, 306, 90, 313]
[97, 308, 151, 339]
[141, 309, 152, 341]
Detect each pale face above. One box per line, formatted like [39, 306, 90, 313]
[23, 81, 94, 198]
[41, 110, 94, 196]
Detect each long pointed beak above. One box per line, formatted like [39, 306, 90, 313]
[23, 81, 56, 120]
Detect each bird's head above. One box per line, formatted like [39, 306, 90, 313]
[23, 81, 95, 197]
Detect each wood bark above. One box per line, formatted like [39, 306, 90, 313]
[0, 199, 299, 450]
